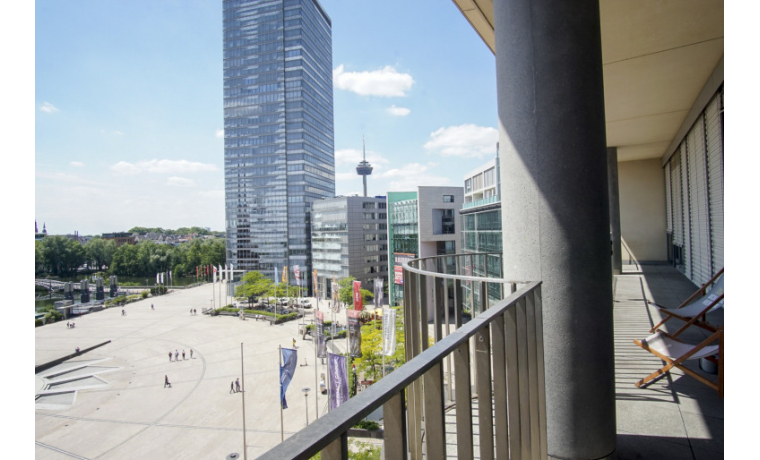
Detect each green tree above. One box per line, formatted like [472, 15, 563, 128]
[84, 237, 116, 271]
[353, 306, 405, 381]
[39, 235, 86, 276]
[338, 277, 374, 307]
[235, 271, 274, 299]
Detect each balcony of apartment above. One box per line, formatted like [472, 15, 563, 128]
[259, 253, 722, 459]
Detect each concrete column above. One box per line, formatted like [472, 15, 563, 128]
[494, 1, 616, 459]
[608, 147, 622, 274]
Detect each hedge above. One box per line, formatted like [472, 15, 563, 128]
[218, 307, 299, 322]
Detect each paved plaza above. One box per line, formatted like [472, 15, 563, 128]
[35, 284, 339, 459]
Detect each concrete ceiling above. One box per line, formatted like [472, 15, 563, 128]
[451, 0, 724, 162]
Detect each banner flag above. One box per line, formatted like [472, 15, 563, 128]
[316, 310, 327, 358]
[169, 271, 172, 281]
[382, 308, 397, 356]
[328, 353, 348, 411]
[294, 265, 300, 285]
[280, 347, 298, 409]
[275, 267, 279, 286]
[313, 269, 318, 297]
[196, 266, 198, 278]
[156, 273, 159, 284]
[283, 266, 288, 284]
[374, 278, 384, 309]
[213, 265, 217, 283]
[352, 280, 363, 311]
[348, 309, 362, 358]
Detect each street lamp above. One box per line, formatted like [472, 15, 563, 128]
[302, 387, 311, 426]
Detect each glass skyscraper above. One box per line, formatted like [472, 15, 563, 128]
[223, 0, 335, 290]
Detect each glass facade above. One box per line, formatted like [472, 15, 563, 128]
[223, 0, 334, 289]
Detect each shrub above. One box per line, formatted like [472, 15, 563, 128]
[353, 419, 380, 431]
[140, 291, 149, 299]
[35, 318, 43, 327]
[150, 285, 168, 296]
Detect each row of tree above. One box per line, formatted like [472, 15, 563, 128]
[235, 271, 375, 303]
[35, 236, 226, 278]
[127, 226, 224, 237]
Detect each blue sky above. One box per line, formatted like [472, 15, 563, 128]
[34, 0, 498, 235]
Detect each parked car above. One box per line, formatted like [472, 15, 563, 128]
[299, 299, 312, 309]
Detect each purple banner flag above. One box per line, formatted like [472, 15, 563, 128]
[328, 353, 348, 411]
[280, 347, 297, 409]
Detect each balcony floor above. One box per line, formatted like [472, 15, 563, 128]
[614, 264, 723, 459]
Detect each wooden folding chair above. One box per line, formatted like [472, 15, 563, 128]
[649, 268, 724, 336]
[634, 327, 723, 397]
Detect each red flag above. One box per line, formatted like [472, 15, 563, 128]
[353, 280, 363, 311]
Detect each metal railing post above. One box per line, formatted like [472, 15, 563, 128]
[454, 341, 473, 460]
[383, 391, 407, 460]
[423, 362, 445, 459]
[475, 327, 494, 460]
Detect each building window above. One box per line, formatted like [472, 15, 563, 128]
[433, 209, 456, 235]
[443, 195, 454, 203]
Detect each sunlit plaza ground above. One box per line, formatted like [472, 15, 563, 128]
[35, 284, 336, 459]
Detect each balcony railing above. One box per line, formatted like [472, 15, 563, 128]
[258, 253, 546, 460]
[462, 195, 499, 209]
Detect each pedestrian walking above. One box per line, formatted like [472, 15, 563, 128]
[182, 350, 186, 360]
[235, 378, 241, 393]
[194, 308, 197, 315]
[122, 309, 126, 316]
[169, 351, 172, 362]
[151, 304, 154, 310]
[230, 381, 235, 393]
[292, 338, 297, 348]
[175, 349, 179, 361]
[164, 375, 171, 388]
[190, 349, 193, 359]
[190, 308, 193, 315]
[66, 321, 70, 329]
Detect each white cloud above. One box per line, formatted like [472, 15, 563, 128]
[335, 148, 389, 167]
[70, 161, 85, 168]
[215, 129, 224, 138]
[39, 102, 59, 113]
[114, 130, 125, 136]
[333, 65, 414, 97]
[167, 176, 195, 187]
[376, 163, 451, 191]
[110, 159, 218, 175]
[386, 105, 410, 117]
[423, 124, 499, 158]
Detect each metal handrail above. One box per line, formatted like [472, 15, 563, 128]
[258, 277, 544, 459]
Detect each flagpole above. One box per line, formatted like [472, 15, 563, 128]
[314, 317, 318, 420]
[212, 269, 216, 311]
[241, 342, 248, 460]
[279, 344, 284, 442]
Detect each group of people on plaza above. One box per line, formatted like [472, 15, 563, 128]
[66, 321, 76, 328]
[168, 349, 193, 361]
[190, 308, 197, 315]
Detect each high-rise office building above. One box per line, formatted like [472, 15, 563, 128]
[223, 0, 335, 291]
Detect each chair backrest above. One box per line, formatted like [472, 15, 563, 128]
[684, 273, 724, 313]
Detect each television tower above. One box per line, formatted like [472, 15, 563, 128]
[355, 136, 373, 197]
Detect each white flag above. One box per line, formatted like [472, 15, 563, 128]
[219, 264, 223, 281]
[169, 270, 172, 281]
[382, 308, 397, 356]
[213, 265, 217, 283]
[294, 265, 300, 284]
[161, 272, 164, 284]
[156, 273, 159, 284]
